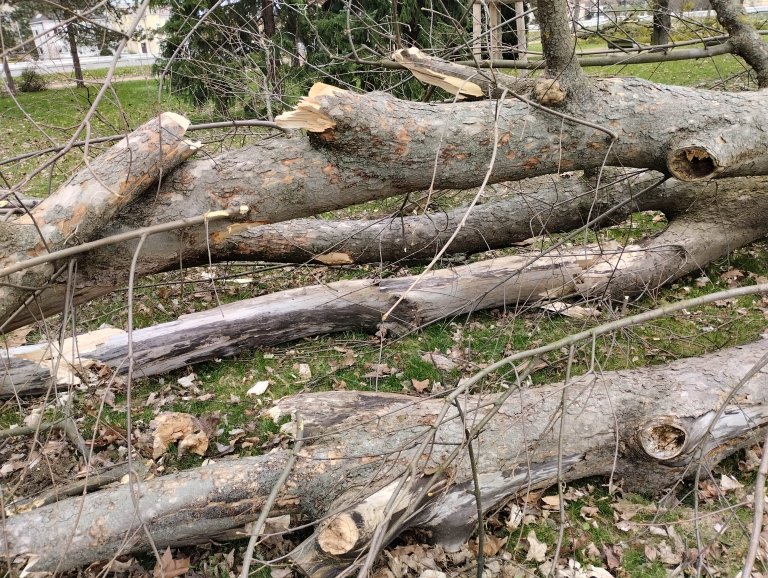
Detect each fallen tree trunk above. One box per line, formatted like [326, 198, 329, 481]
[4, 341, 768, 575]
[5, 169, 768, 332]
[0, 113, 198, 325]
[5, 56, 768, 329]
[5, 165, 768, 398]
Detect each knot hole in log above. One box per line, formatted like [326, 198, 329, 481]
[637, 418, 688, 461]
[667, 146, 717, 181]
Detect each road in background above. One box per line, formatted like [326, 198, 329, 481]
[7, 54, 156, 77]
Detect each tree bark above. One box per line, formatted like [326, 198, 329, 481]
[651, 0, 671, 46]
[4, 166, 768, 399]
[4, 168, 768, 332]
[3, 341, 768, 574]
[4, 63, 768, 329]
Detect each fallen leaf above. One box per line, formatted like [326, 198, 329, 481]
[153, 547, 190, 578]
[505, 504, 523, 531]
[525, 530, 547, 562]
[421, 352, 457, 371]
[364, 363, 393, 378]
[720, 473, 744, 492]
[542, 302, 600, 319]
[247, 381, 270, 396]
[177, 373, 197, 388]
[150, 412, 209, 459]
[603, 544, 622, 570]
[657, 541, 682, 566]
[541, 495, 561, 509]
[297, 363, 312, 381]
[411, 378, 430, 393]
[587, 566, 614, 578]
[2, 326, 32, 347]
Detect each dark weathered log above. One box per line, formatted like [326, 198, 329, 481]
[0, 113, 198, 325]
[0, 247, 603, 397]
[4, 342, 768, 574]
[5, 161, 768, 398]
[5, 169, 768, 332]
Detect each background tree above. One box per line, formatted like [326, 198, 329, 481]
[8, 0, 127, 87]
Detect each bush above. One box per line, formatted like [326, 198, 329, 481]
[18, 69, 47, 93]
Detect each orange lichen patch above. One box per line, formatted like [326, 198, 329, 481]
[498, 132, 511, 146]
[586, 141, 606, 150]
[322, 164, 341, 184]
[280, 157, 301, 166]
[505, 150, 517, 161]
[261, 170, 295, 187]
[522, 157, 541, 170]
[210, 222, 254, 244]
[395, 127, 411, 156]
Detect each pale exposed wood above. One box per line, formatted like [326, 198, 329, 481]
[275, 83, 345, 131]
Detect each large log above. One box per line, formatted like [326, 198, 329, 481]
[5, 55, 768, 328]
[0, 113, 198, 325]
[4, 341, 768, 574]
[5, 165, 768, 398]
[5, 167, 768, 332]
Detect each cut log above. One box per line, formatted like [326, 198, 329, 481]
[5, 165, 768, 398]
[3, 341, 768, 574]
[4, 57, 768, 328]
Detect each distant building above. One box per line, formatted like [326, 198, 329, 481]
[27, 6, 169, 60]
[124, 7, 170, 56]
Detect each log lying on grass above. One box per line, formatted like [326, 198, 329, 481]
[5, 159, 768, 399]
[0, 202, 748, 400]
[8, 169, 768, 333]
[4, 341, 768, 575]
[6, 47, 768, 329]
[0, 113, 199, 326]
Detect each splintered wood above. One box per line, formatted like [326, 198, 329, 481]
[275, 83, 346, 131]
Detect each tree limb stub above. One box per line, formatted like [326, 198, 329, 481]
[3, 342, 768, 574]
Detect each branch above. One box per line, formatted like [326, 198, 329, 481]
[709, 0, 768, 87]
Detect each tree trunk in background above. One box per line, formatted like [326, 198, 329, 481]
[66, 23, 84, 88]
[0, 21, 15, 95]
[652, 0, 671, 46]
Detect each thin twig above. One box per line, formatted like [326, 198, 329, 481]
[454, 398, 485, 578]
[0, 121, 288, 168]
[740, 427, 768, 577]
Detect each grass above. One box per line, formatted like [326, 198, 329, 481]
[1, 54, 768, 576]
